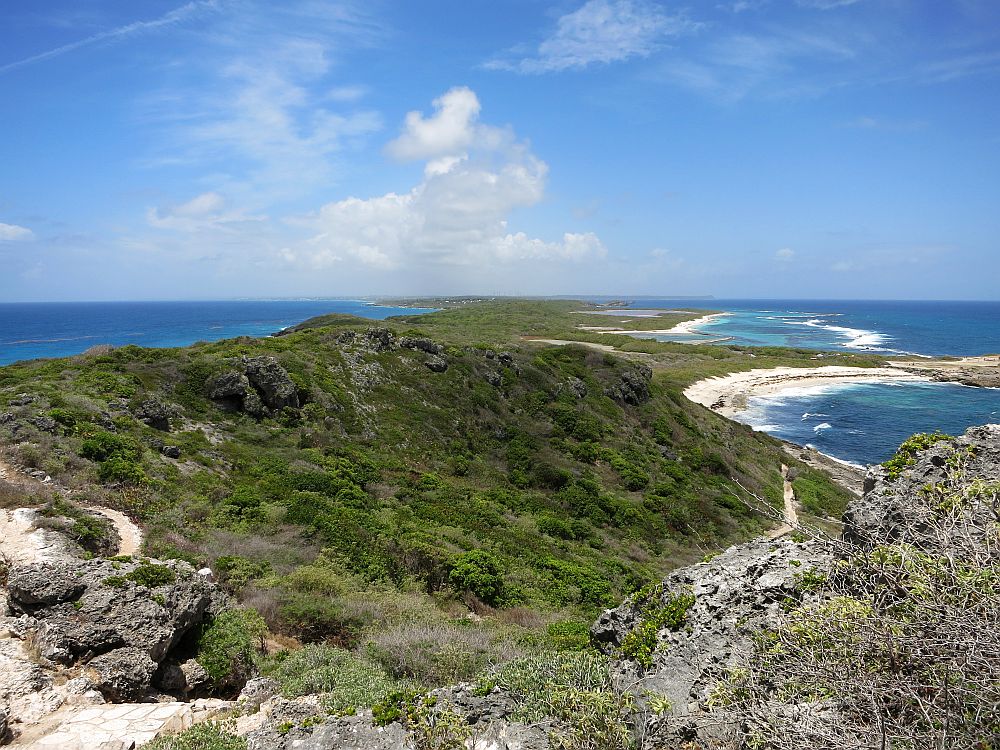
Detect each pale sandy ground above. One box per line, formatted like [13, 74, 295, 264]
[890, 355, 1000, 370]
[524, 338, 620, 353]
[683, 365, 931, 419]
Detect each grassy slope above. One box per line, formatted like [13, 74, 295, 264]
[0, 300, 857, 661]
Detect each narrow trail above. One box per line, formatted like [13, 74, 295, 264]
[0, 452, 143, 558]
[767, 465, 799, 539]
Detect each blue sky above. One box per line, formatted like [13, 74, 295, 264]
[1, 0, 998, 301]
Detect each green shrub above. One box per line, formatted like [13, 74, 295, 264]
[195, 609, 267, 687]
[620, 591, 695, 668]
[546, 620, 593, 651]
[214, 556, 272, 592]
[38, 498, 114, 554]
[449, 550, 504, 605]
[97, 455, 147, 485]
[883, 432, 952, 480]
[260, 644, 416, 713]
[126, 562, 176, 588]
[143, 722, 245, 750]
[80, 431, 140, 462]
[278, 593, 364, 644]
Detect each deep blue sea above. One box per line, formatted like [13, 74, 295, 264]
[0, 300, 435, 366]
[585, 298, 1000, 465]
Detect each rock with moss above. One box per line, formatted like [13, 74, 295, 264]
[846, 424, 1000, 550]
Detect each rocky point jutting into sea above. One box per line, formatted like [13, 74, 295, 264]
[3, 422, 997, 748]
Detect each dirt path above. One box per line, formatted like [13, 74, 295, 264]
[767, 465, 799, 539]
[0, 452, 143, 557]
[522, 337, 621, 353]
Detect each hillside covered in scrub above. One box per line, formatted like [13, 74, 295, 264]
[0, 300, 865, 746]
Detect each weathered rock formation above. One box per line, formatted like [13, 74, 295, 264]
[207, 355, 299, 417]
[6, 556, 222, 702]
[603, 364, 653, 405]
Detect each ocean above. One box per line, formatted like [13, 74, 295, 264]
[0, 300, 436, 366]
[618, 299, 1000, 358]
[597, 298, 1000, 465]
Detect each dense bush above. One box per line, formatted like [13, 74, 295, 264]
[366, 622, 525, 686]
[195, 609, 267, 689]
[143, 723, 245, 750]
[449, 550, 505, 605]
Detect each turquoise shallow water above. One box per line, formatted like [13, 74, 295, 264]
[605, 298, 1000, 357]
[593, 298, 1000, 464]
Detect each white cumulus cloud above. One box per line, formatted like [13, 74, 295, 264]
[294, 88, 607, 273]
[775, 247, 795, 261]
[0, 222, 34, 241]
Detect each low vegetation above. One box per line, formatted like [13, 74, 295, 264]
[0, 299, 860, 707]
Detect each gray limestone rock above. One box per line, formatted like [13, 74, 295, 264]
[8, 558, 216, 666]
[243, 356, 299, 412]
[363, 327, 397, 352]
[87, 647, 158, 702]
[604, 365, 652, 405]
[425, 355, 449, 373]
[400, 336, 444, 355]
[6, 566, 85, 607]
[132, 397, 175, 432]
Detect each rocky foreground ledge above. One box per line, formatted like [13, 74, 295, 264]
[4, 425, 998, 749]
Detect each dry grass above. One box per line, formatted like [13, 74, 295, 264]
[365, 620, 528, 686]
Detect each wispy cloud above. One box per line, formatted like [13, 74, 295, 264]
[140, 8, 385, 208]
[653, 28, 858, 102]
[0, 222, 34, 241]
[0, 1, 222, 76]
[841, 115, 927, 132]
[487, 0, 700, 74]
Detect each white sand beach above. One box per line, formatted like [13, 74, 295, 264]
[683, 365, 932, 418]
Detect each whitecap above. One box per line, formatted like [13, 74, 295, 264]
[813, 422, 833, 433]
[801, 412, 829, 420]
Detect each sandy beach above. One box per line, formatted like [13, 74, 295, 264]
[683, 365, 932, 419]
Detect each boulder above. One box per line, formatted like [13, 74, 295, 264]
[237, 677, 280, 712]
[161, 445, 181, 459]
[593, 538, 830, 735]
[484, 370, 503, 387]
[30, 415, 58, 434]
[207, 371, 252, 411]
[243, 356, 299, 411]
[424, 355, 449, 373]
[7, 566, 84, 607]
[87, 647, 158, 701]
[843, 424, 1000, 553]
[363, 327, 396, 352]
[604, 365, 652, 405]
[132, 397, 175, 432]
[8, 558, 217, 667]
[400, 336, 444, 355]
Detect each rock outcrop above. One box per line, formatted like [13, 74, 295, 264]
[603, 364, 653, 405]
[6, 556, 222, 701]
[207, 355, 299, 417]
[132, 397, 177, 432]
[845, 423, 1000, 551]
